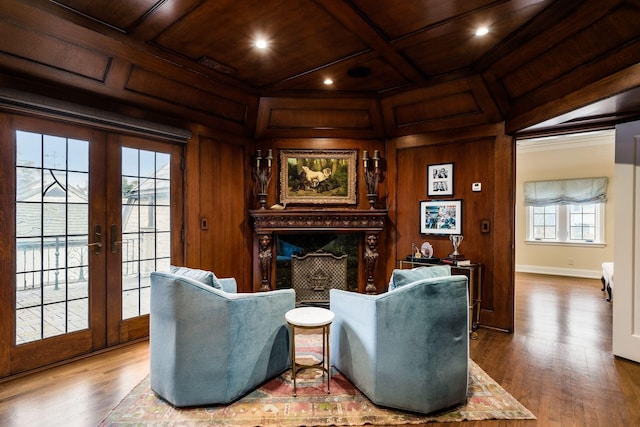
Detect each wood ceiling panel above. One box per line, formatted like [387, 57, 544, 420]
[381, 76, 501, 136]
[272, 54, 410, 94]
[401, 0, 550, 77]
[351, 0, 499, 41]
[256, 97, 383, 138]
[0, 20, 110, 82]
[153, 0, 368, 88]
[499, 3, 640, 102]
[52, 0, 160, 31]
[126, 66, 249, 125]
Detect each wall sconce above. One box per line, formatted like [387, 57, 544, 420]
[252, 148, 273, 209]
[362, 149, 382, 209]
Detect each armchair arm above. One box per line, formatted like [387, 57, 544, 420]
[218, 277, 237, 293]
[330, 289, 380, 395]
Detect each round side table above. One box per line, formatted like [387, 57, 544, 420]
[285, 306, 335, 397]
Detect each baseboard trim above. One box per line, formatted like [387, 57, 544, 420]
[516, 265, 601, 279]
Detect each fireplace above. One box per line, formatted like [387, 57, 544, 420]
[250, 209, 387, 294]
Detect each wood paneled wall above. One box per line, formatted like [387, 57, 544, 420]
[389, 123, 515, 331]
[195, 135, 253, 291]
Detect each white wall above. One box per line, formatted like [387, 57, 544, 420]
[515, 130, 615, 278]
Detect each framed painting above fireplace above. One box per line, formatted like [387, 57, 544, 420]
[279, 149, 357, 205]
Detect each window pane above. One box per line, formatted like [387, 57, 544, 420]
[533, 215, 545, 226]
[16, 131, 42, 167]
[570, 227, 582, 240]
[16, 307, 42, 344]
[17, 167, 42, 201]
[582, 213, 595, 226]
[68, 204, 88, 235]
[123, 206, 139, 233]
[68, 172, 88, 197]
[544, 214, 556, 225]
[122, 147, 138, 176]
[68, 299, 89, 332]
[157, 232, 170, 258]
[16, 237, 42, 273]
[43, 135, 67, 170]
[43, 204, 66, 236]
[16, 203, 42, 237]
[16, 272, 42, 307]
[67, 139, 89, 172]
[583, 226, 595, 241]
[139, 150, 155, 178]
[140, 232, 156, 260]
[43, 302, 66, 339]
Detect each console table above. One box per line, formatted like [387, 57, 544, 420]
[398, 259, 482, 339]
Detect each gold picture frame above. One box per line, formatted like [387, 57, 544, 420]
[279, 149, 357, 205]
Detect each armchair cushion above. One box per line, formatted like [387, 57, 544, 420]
[388, 264, 451, 290]
[170, 265, 223, 289]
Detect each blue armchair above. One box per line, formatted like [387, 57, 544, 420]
[150, 269, 296, 407]
[330, 266, 469, 414]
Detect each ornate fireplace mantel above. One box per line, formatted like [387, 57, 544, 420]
[250, 209, 387, 294]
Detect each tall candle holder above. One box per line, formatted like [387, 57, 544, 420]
[252, 149, 273, 209]
[362, 150, 382, 209]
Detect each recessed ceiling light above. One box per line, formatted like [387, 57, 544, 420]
[254, 39, 268, 49]
[475, 27, 489, 36]
[324, 78, 333, 85]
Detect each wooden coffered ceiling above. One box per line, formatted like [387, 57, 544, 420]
[48, 0, 550, 94]
[1, 0, 639, 137]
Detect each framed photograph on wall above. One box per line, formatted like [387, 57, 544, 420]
[427, 163, 454, 196]
[279, 149, 357, 205]
[420, 199, 462, 235]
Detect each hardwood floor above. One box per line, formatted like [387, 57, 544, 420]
[1, 273, 639, 426]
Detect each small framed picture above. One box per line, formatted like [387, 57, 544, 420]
[427, 163, 454, 196]
[420, 199, 462, 235]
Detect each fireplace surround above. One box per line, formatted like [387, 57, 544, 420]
[250, 209, 387, 294]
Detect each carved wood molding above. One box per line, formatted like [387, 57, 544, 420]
[250, 209, 387, 233]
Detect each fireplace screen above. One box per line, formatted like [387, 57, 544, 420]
[291, 251, 347, 306]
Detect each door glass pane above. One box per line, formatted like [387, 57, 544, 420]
[121, 148, 171, 320]
[15, 131, 90, 345]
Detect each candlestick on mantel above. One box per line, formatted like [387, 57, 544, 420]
[252, 148, 273, 209]
[362, 149, 383, 209]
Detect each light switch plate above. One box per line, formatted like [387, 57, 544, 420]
[472, 182, 482, 192]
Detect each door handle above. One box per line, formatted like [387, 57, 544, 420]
[88, 225, 102, 255]
[111, 224, 123, 254]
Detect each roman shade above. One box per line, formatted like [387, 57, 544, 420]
[524, 177, 608, 206]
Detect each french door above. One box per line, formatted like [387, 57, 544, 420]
[0, 114, 183, 376]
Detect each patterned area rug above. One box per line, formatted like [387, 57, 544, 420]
[100, 335, 535, 426]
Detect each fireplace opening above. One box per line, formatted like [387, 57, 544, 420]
[275, 233, 359, 295]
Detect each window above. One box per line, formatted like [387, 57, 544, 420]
[524, 177, 607, 245]
[528, 203, 604, 244]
